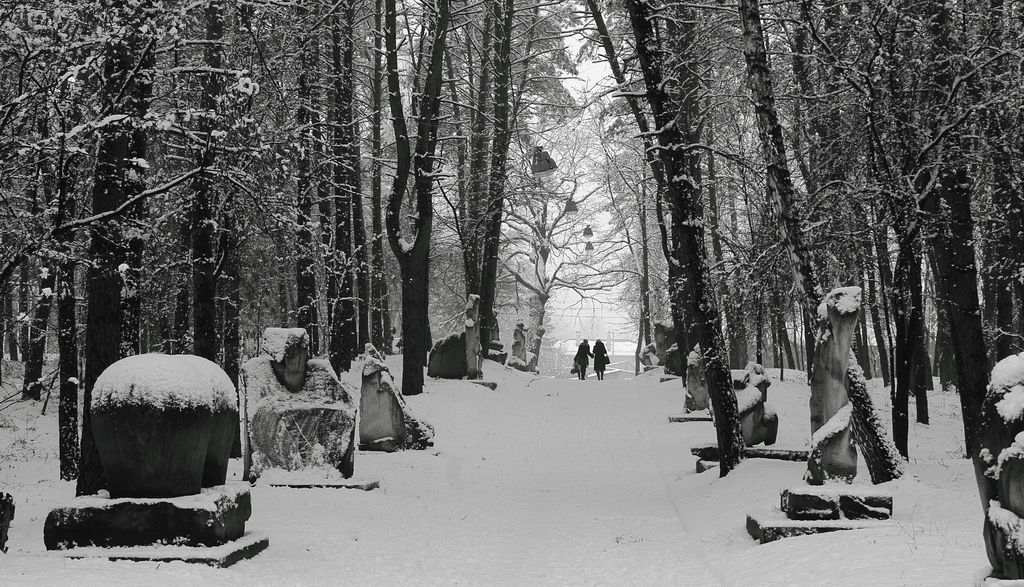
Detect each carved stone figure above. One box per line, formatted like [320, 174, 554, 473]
[685, 345, 709, 412]
[511, 321, 528, 363]
[732, 367, 778, 447]
[805, 287, 861, 485]
[360, 350, 435, 451]
[242, 328, 358, 479]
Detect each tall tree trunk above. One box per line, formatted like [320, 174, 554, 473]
[369, 0, 390, 352]
[477, 0, 515, 348]
[625, 0, 744, 475]
[383, 0, 448, 395]
[79, 16, 154, 495]
[330, 0, 360, 374]
[4, 289, 17, 361]
[57, 262, 79, 480]
[191, 0, 225, 362]
[294, 0, 320, 353]
[21, 270, 54, 401]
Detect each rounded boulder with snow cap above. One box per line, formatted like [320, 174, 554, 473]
[91, 354, 237, 498]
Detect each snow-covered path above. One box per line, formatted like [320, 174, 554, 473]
[4, 370, 720, 586]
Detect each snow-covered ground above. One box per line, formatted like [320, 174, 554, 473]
[0, 358, 987, 585]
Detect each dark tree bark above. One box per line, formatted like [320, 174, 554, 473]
[866, 253, 891, 386]
[56, 263, 79, 480]
[4, 290, 17, 361]
[384, 0, 449, 395]
[329, 0, 360, 374]
[79, 12, 155, 495]
[369, 0, 391, 353]
[294, 0, 320, 354]
[477, 0, 515, 348]
[21, 270, 54, 401]
[191, 0, 225, 363]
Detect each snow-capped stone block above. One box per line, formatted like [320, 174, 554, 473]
[359, 358, 434, 452]
[242, 330, 358, 479]
[261, 328, 309, 363]
[780, 486, 892, 521]
[44, 484, 251, 550]
[57, 531, 269, 568]
[91, 354, 238, 498]
[427, 332, 468, 379]
[746, 508, 891, 544]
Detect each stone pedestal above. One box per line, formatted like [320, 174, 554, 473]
[746, 484, 893, 543]
[44, 483, 254, 550]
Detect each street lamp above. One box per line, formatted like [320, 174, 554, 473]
[582, 225, 593, 238]
[585, 240, 594, 251]
[531, 146, 558, 178]
[564, 199, 578, 215]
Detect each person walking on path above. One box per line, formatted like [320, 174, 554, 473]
[574, 339, 594, 380]
[592, 339, 609, 381]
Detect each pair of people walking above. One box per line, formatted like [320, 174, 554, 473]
[573, 339, 609, 380]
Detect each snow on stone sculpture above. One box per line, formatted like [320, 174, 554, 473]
[360, 349, 435, 452]
[981, 352, 1024, 579]
[805, 287, 860, 485]
[242, 328, 358, 479]
[511, 321, 528, 363]
[90, 353, 238, 497]
[732, 366, 778, 447]
[685, 345, 709, 412]
[44, 354, 266, 560]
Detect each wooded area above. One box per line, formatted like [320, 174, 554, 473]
[1, 0, 1023, 570]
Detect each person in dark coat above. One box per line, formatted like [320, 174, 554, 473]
[592, 339, 609, 380]
[574, 339, 594, 380]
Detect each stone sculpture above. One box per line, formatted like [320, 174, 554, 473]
[685, 346, 709, 412]
[732, 367, 778, 447]
[805, 287, 861, 485]
[44, 354, 264, 559]
[427, 332, 467, 379]
[90, 354, 238, 498]
[511, 321, 528, 363]
[242, 328, 358, 479]
[981, 353, 1024, 579]
[360, 348, 435, 452]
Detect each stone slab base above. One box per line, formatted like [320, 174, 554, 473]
[44, 483, 250, 550]
[59, 530, 269, 567]
[669, 414, 712, 423]
[746, 509, 891, 544]
[469, 381, 498, 390]
[268, 480, 380, 491]
[781, 486, 892, 521]
[690, 443, 807, 462]
[695, 459, 719, 473]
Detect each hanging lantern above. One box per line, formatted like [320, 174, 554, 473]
[585, 241, 594, 251]
[582, 225, 593, 238]
[563, 198, 578, 215]
[531, 146, 558, 178]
